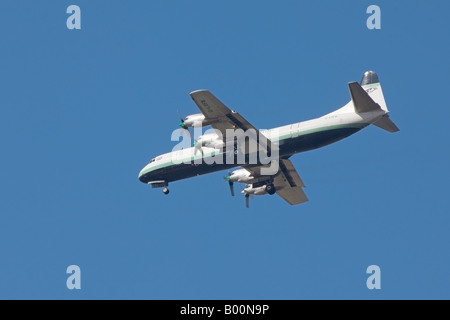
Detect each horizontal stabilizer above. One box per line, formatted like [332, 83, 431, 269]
[348, 82, 382, 114]
[373, 114, 400, 132]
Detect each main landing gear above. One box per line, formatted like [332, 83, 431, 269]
[266, 183, 276, 195]
[162, 187, 169, 195]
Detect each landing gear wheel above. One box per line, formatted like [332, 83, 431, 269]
[162, 187, 169, 195]
[266, 184, 276, 195]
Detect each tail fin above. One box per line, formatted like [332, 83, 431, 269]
[350, 70, 399, 133]
[360, 70, 388, 112]
[348, 82, 381, 113]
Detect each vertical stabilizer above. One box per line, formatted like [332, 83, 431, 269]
[360, 71, 399, 132]
[360, 70, 388, 112]
[325, 71, 399, 133]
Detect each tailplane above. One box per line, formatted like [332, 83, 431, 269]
[372, 114, 399, 133]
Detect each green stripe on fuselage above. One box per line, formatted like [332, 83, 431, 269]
[276, 122, 368, 141]
[139, 123, 368, 176]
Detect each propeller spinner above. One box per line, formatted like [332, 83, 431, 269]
[179, 118, 188, 130]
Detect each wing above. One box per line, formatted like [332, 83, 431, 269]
[245, 158, 308, 205]
[189, 90, 271, 154]
[272, 159, 308, 205]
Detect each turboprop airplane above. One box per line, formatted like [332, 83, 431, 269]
[138, 71, 399, 207]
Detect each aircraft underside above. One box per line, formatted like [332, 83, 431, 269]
[138, 71, 399, 207]
[139, 126, 363, 184]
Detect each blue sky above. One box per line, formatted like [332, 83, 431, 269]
[1, 1, 449, 299]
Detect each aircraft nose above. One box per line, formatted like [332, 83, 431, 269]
[138, 168, 147, 183]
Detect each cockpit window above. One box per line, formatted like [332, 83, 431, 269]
[149, 156, 163, 164]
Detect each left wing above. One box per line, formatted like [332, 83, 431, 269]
[272, 159, 308, 205]
[189, 90, 272, 155]
[245, 158, 308, 205]
[190, 90, 307, 205]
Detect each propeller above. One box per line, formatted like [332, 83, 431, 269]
[224, 172, 235, 196]
[245, 194, 250, 208]
[176, 108, 188, 130]
[193, 140, 203, 155]
[179, 118, 188, 130]
[228, 181, 235, 196]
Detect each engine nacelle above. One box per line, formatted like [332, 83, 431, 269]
[228, 169, 254, 183]
[242, 183, 275, 196]
[197, 132, 218, 144]
[242, 184, 267, 196]
[196, 132, 224, 149]
[181, 113, 213, 128]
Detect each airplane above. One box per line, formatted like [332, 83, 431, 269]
[138, 71, 399, 207]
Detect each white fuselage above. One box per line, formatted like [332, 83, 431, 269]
[138, 103, 384, 183]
